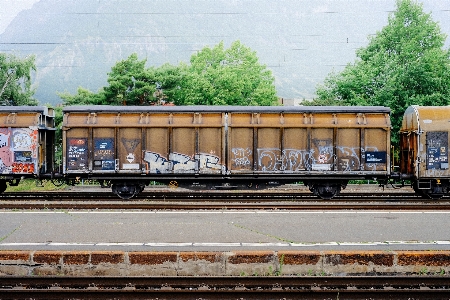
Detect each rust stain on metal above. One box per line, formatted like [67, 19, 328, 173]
[180, 252, 222, 263]
[323, 251, 394, 266]
[278, 251, 321, 265]
[397, 251, 450, 266]
[228, 251, 274, 264]
[129, 252, 178, 265]
[90, 251, 124, 264]
[0, 251, 30, 262]
[33, 251, 61, 265]
[62, 252, 90, 265]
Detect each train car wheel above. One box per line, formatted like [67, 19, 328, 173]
[112, 183, 139, 199]
[0, 180, 7, 193]
[315, 185, 340, 200]
[306, 181, 342, 200]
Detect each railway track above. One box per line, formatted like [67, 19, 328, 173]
[0, 189, 433, 201]
[1, 276, 449, 299]
[0, 190, 450, 210]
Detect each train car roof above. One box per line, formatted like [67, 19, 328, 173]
[0, 106, 53, 116]
[63, 105, 390, 114]
[401, 105, 450, 132]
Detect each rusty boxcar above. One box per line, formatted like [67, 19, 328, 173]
[62, 105, 391, 199]
[399, 105, 450, 199]
[0, 106, 55, 193]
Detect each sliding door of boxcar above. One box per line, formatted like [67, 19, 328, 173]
[65, 128, 89, 172]
[229, 127, 253, 173]
[172, 127, 196, 173]
[256, 128, 280, 172]
[282, 128, 308, 172]
[336, 128, 361, 171]
[93, 128, 115, 172]
[198, 127, 223, 174]
[118, 128, 142, 173]
[310, 128, 334, 171]
[143, 128, 169, 174]
[364, 129, 388, 171]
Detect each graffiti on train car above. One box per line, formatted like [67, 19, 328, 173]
[231, 148, 252, 168]
[67, 138, 88, 170]
[247, 146, 385, 172]
[0, 128, 37, 174]
[12, 162, 35, 173]
[143, 151, 224, 173]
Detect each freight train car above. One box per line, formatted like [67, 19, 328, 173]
[0, 106, 55, 192]
[62, 105, 391, 199]
[399, 105, 450, 199]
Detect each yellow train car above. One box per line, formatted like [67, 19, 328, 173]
[0, 106, 55, 192]
[400, 105, 450, 198]
[62, 105, 391, 199]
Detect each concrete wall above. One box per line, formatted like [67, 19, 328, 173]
[1, 250, 450, 276]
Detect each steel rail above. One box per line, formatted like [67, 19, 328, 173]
[1, 191, 450, 210]
[0, 190, 424, 201]
[1, 276, 449, 299]
[0, 201, 449, 210]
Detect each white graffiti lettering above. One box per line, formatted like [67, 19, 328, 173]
[257, 146, 383, 172]
[231, 148, 252, 168]
[143, 151, 224, 173]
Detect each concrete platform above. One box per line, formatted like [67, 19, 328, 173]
[1, 184, 449, 276]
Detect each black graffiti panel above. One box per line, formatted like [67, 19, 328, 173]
[427, 131, 448, 170]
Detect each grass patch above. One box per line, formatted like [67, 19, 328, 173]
[5, 179, 68, 192]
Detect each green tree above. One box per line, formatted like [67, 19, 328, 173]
[176, 41, 277, 106]
[58, 41, 277, 106]
[58, 87, 107, 105]
[102, 53, 152, 105]
[0, 53, 37, 106]
[315, 0, 450, 142]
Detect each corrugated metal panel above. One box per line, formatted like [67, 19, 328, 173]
[63, 106, 390, 178]
[226, 110, 390, 175]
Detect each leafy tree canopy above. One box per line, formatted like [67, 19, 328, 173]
[0, 53, 37, 106]
[59, 41, 277, 106]
[313, 0, 450, 142]
[175, 41, 277, 105]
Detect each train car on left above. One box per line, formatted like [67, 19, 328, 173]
[0, 106, 55, 193]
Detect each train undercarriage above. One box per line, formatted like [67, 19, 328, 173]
[412, 179, 450, 200]
[88, 176, 374, 200]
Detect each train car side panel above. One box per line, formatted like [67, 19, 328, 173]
[0, 106, 55, 192]
[144, 127, 169, 174]
[118, 127, 142, 173]
[282, 127, 308, 171]
[197, 127, 224, 174]
[0, 127, 38, 175]
[61, 106, 390, 199]
[336, 128, 360, 171]
[364, 128, 388, 172]
[400, 105, 450, 198]
[229, 126, 253, 172]
[93, 128, 115, 172]
[65, 128, 89, 172]
[310, 128, 334, 171]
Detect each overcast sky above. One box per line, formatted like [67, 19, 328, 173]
[1, 0, 449, 103]
[2, 0, 449, 40]
[0, 0, 39, 34]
